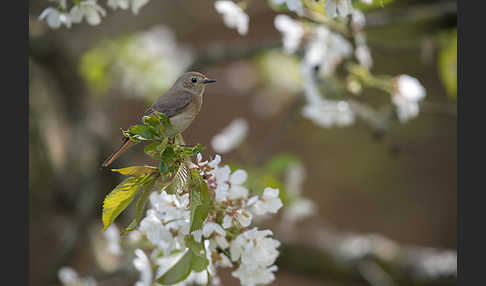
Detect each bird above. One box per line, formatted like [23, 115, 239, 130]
[101, 71, 216, 167]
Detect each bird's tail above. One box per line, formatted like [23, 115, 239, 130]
[101, 137, 136, 167]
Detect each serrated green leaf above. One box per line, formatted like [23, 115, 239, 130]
[111, 166, 158, 177]
[128, 125, 154, 141]
[165, 163, 190, 194]
[189, 175, 210, 232]
[102, 176, 146, 231]
[122, 176, 157, 234]
[157, 249, 193, 285]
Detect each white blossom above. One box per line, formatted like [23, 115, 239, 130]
[115, 25, 194, 97]
[232, 264, 278, 286]
[214, 1, 249, 35]
[351, 9, 366, 30]
[134, 153, 282, 286]
[203, 222, 226, 238]
[58, 267, 78, 285]
[70, 0, 106, 26]
[103, 224, 122, 255]
[39, 8, 72, 29]
[325, 0, 353, 18]
[211, 118, 249, 154]
[274, 14, 304, 53]
[302, 99, 355, 127]
[58, 266, 97, 286]
[131, 0, 151, 14]
[241, 236, 280, 266]
[133, 249, 153, 286]
[361, 0, 373, 4]
[300, 62, 355, 128]
[251, 188, 283, 216]
[282, 198, 316, 223]
[139, 211, 178, 254]
[392, 75, 426, 122]
[304, 26, 352, 77]
[229, 228, 275, 262]
[223, 209, 253, 228]
[211, 165, 231, 201]
[228, 169, 249, 200]
[271, 0, 304, 16]
[107, 0, 130, 10]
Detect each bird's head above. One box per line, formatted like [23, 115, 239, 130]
[174, 71, 216, 94]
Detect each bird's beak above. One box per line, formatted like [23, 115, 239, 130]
[203, 79, 216, 84]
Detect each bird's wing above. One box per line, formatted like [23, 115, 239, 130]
[142, 90, 195, 119]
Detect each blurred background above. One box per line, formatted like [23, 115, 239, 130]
[29, 0, 457, 285]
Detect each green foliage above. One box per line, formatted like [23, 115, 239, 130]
[102, 175, 149, 231]
[157, 249, 193, 285]
[189, 174, 211, 232]
[353, 0, 395, 11]
[122, 177, 156, 234]
[102, 113, 204, 233]
[156, 237, 209, 284]
[438, 29, 457, 100]
[185, 236, 210, 272]
[164, 163, 190, 194]
[303, 0, 326, 15]
[111, 166, 158, 177]
[79, 47, 110, 93]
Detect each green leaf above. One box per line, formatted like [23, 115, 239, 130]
[303, 0, 325, 15]
[142, 114, 161, 127]
[438, 29, 457, 100]
[162, 146, 176, 163]
[154, 111, 174, 133]
[157, 249, 193, 285]
[128, 125, 154, 141]
[189, 175, 210, 232]
[191, 253, 209, 272]
[159, 161, 168, 174]
[102, 176, 146, 231]
[165, 162, 190, 194]
[353, 0, 394, 11]
[185, 236, 210, 272]
[144, 142, 160, 157]
[122, 176, 157, 234]
[111, 166, 158, 177]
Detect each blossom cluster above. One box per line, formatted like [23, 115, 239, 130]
[212, 0, 427, 126]
[134, 154, 283, 286]
[38, 0, 151, 29]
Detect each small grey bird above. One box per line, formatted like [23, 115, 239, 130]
[101, 71, 216, 167]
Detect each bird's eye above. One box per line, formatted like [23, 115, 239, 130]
[191, 77, 197, 83]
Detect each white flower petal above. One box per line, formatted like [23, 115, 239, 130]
[230, 169, 248, 185]
[214, 1, 249, 35]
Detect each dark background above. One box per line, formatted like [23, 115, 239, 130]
[29, 0, 457, 285]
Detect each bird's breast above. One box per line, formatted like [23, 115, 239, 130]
[168, 95, 202, 136]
